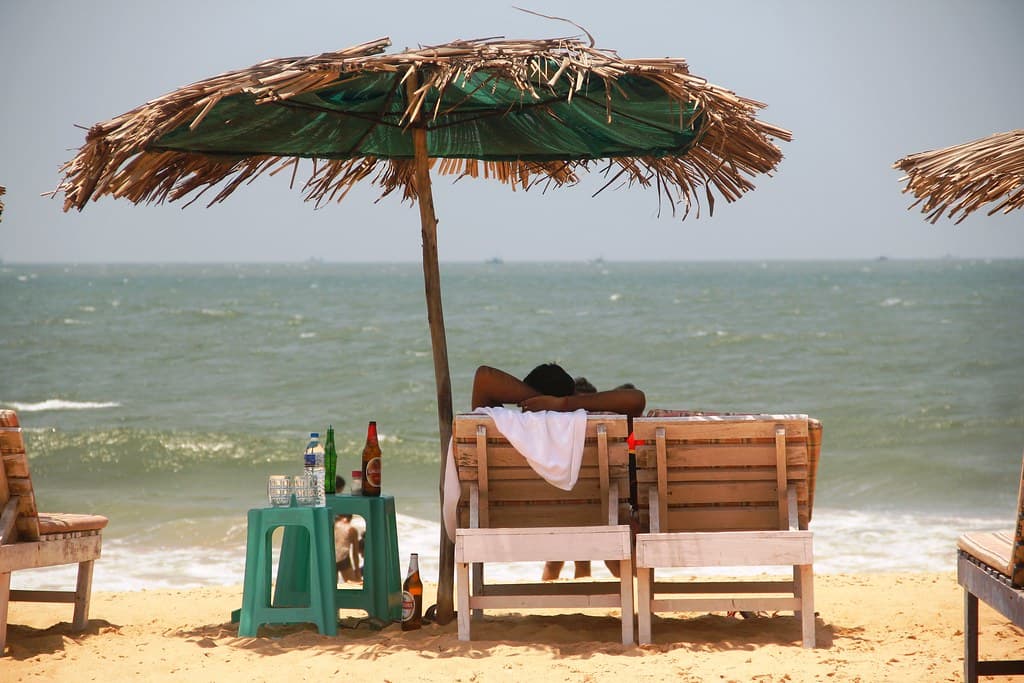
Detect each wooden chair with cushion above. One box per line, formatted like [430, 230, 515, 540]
[0, 409, 109, 655]
[632, 413, 821, 647]
[956, 450, 1024, 682]
[453, 412, 635, 645]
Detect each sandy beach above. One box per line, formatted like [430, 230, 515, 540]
[5, 572, 1022, 682]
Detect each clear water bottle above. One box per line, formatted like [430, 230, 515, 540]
[303, 432, 326, 507]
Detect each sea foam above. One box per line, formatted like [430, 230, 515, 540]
[7, 399, 121, 412]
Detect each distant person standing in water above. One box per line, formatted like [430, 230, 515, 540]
[334, 475, 364, 583]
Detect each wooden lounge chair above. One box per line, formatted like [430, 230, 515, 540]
[0, 409, 108, 656]
[452, 412, 635, 645]
[632, 413, 821, 647]
[956, 451, 1024, 682]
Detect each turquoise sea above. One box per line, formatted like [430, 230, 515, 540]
[2, 260, 1022, 591]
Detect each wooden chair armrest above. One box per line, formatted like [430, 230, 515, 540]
[468, 481, 479, 529]
[607, 483, 619, 525]
[0, 495, 19, 545]
[787, 485, 800, 531]
[648, 486, 661, 533]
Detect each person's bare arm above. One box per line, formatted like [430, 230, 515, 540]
[471, 365, 541, 408]
[519, 387, 646, 418]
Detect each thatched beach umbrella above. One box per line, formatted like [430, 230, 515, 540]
[894, 129, 1024, 224]
[56, 34, 790, 622]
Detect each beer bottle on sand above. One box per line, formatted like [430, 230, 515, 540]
[361, 421, 382, 497]
[401, 553, 423, 630]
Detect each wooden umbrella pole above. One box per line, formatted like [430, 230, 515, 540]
[408, 75, 456, 625]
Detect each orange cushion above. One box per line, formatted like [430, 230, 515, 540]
[37, 512, 109, 535]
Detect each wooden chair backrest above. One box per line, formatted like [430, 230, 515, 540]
[452, 413, 630, 529]
[633, 415, 818, 533]
[0, 409, 41, 541]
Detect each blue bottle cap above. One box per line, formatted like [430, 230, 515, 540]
[310, 432, 319, 438]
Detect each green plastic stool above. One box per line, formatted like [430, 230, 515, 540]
[237, 504, 338, 636]
[274, 494, 402, 625]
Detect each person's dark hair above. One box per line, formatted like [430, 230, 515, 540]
[523, 363, 575, 397]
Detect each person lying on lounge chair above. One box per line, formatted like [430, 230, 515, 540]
[471, 363, 645, 581]
[471, 364, 645, 417]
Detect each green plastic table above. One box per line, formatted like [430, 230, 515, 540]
[236, 503, 337, 636]
[276, 494, 402, 625]
[234, 494, 403, 635]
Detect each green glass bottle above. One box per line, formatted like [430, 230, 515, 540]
[324, 425, 338, 495]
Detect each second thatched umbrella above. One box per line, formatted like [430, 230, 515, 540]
[56, 34, 791, 622]
[894, 129, 1024, 224]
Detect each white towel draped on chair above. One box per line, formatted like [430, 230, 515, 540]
[443, 407, 587, 540]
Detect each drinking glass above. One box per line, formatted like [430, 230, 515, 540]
[293, 473, 318, 506]
[267, 475, 292, 507]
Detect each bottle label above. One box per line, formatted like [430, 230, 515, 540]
[365, 457, 382, 487]
[401, 591, 415, 621]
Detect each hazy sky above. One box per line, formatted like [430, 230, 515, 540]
[1, 0, 1022, 263]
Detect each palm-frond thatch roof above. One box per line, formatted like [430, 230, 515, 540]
[894, 129, 1024, 224]
[56, 35, 791, 217]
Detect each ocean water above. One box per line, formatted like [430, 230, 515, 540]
[2, 260, 1022, 592]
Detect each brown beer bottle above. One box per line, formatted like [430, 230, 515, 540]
[361, 420, 382, 497]
[401, 553, 423, 630]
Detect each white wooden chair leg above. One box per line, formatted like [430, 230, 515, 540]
[72, 560, 95, 631]
[797, 564, 815, 648]
[792, 563, 800, 619]
[637, 565, 653, 645]
[456, 560, 471, 641]
[620, 557, 634, 645]
[0, 571, 10, 657]
[471, 561, 483, 620]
